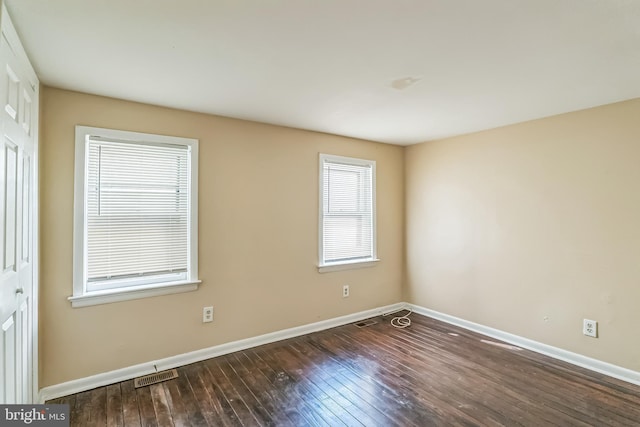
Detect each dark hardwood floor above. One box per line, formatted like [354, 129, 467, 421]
[48, 311, 640, 426]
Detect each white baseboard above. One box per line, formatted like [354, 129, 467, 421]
[407, 303, 640, 387]
[38, 302, 404, 403]
[39, 301, 639, 403]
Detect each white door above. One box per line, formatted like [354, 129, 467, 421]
[0, 7, 38, 404]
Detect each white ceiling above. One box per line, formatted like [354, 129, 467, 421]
[6, 0, 640, 145]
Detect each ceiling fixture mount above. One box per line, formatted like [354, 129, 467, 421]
[391, 76, 421, 90]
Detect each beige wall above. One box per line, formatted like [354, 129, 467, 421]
[40, 87, 405, 387]
[41, 85, 640, 387]
[405, 98, 640, 371]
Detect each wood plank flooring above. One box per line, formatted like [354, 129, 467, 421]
[47, 312, 640, 426]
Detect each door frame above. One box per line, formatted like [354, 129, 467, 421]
[30, 77, 39, 404]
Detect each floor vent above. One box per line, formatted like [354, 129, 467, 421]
[134, 369, 179, 388]
[354, 319, 378, 328]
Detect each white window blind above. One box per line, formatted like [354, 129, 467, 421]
[72, 126, 199, 307]
[320, 154, 376, 266]
[85, 138, 190, 291]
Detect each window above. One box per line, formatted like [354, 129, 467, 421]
[70, 126, 199, 307]
[319, 154, 378, 272]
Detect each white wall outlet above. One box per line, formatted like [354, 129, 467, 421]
[203, 306, 214, 323]
[583, 319, 597, 338]
[342, 285, 350, 298]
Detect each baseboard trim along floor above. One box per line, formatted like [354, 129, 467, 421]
[408, 304, 640, 387]
[38, 302, 405, 403]
[39, 301, 640, 402]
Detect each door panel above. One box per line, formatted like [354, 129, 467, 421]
[0, 9, 37, 403]
[4, 141, 17, 272]
[3, 63, 18, 121]
[1, 314, 16, 403]
[17, 300, 29, 403]
[20, 89, 31, 136]
[21, 155, 29, 262]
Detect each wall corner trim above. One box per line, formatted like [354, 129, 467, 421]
[407, 303, 640, 387]
[38, 302, 405, 403]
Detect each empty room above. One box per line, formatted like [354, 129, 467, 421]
[1, 0, 639, 425]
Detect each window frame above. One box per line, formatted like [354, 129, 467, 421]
[318, 153, 379, 273]
[69, 126, 200, 307]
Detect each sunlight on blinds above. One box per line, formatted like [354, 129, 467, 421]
[86, 139, 190, 288]
[322, 158, 374, 264]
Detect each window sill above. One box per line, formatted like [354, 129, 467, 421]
[318, 259, 380, 273]
[68, 280, 201, 308]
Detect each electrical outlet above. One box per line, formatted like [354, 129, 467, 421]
[342, 285, 350, 298]
[203, 306, 214, 323]
[583, 319, 597, 338]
